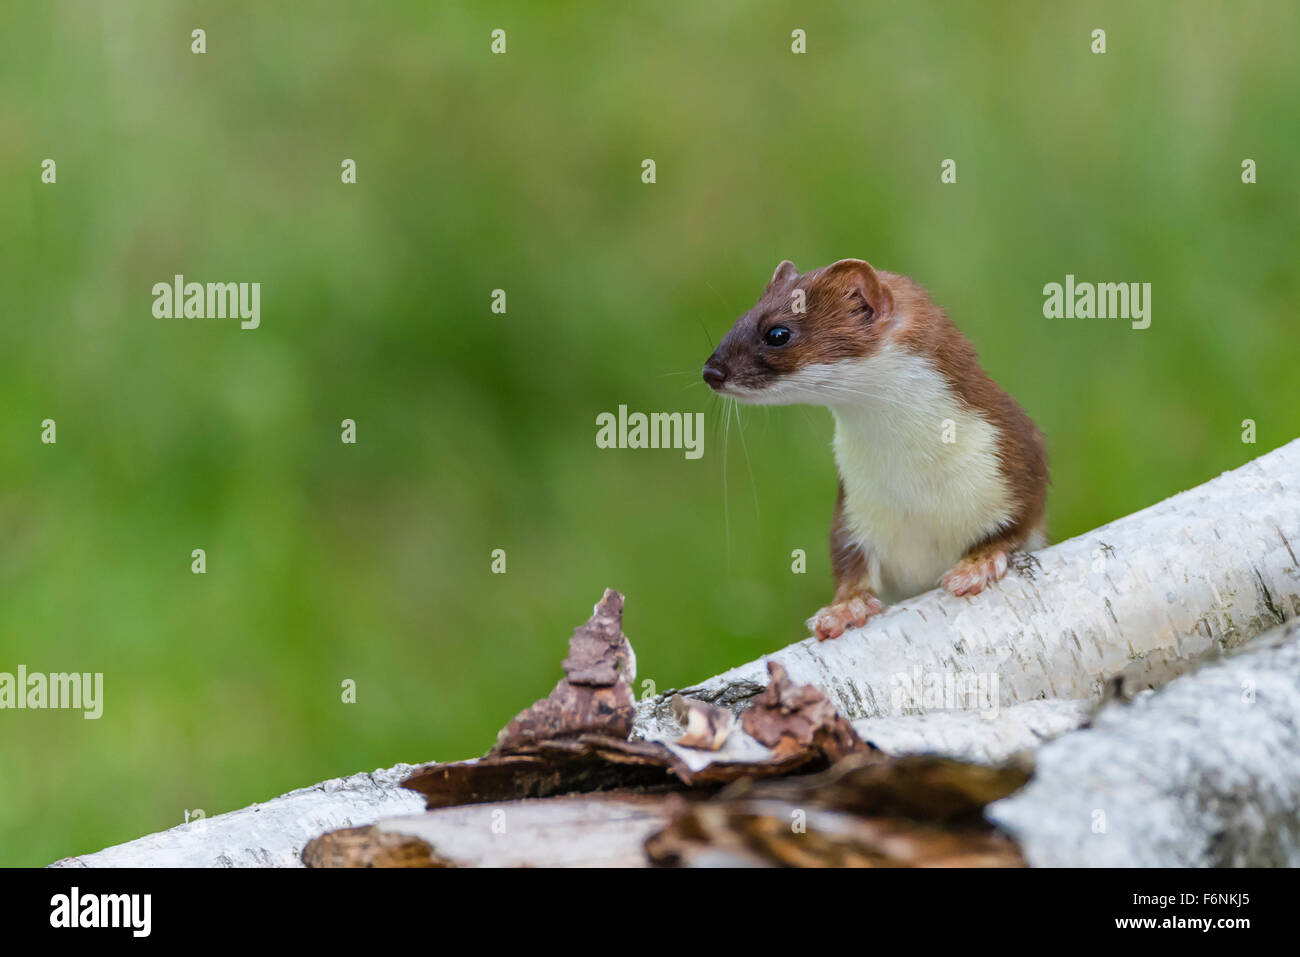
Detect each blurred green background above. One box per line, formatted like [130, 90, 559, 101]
[1, 0, 1297, 866]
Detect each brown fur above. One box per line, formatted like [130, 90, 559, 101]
[829, 481, 871, 602]
[704, 260, 894, 392]
[883, 268, 1049, 551]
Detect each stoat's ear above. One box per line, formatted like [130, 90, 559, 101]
[821, 259, 893, 321]
[767, 259, 798, 292]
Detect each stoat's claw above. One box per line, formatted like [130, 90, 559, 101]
[807, 596, 884, 641]
[942, 550, 1010, 598]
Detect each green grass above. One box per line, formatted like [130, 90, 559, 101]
[1, 0, 1297, 865]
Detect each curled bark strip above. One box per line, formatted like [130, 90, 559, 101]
[400, 731, 825, 809]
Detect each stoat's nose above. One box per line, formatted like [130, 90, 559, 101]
[702, 362, 729, 389]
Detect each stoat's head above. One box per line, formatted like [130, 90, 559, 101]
[702, 259, 897, 405]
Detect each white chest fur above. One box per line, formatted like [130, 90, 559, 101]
[816, 345, 1012, 601]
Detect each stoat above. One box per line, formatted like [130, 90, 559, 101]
[703, 259, 1048, 640]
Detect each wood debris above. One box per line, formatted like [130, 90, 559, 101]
[301, 825, 443, 868]
[400, 590, 869, 810]
[309, 589, 1035, 867]
[671, 694, 735, 750]
[741, 660, 867, 762]
[492, 588, 637, 751]
[645, 753, 1029, 867]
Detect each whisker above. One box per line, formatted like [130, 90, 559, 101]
[722, 396, 732, 561]
[809, 383, 915, 412]
[733, 399, 761, 522]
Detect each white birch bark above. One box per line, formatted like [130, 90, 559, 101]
[49, 765, 427, 868]
[849, 698, 1092, 765]
[987, 618, 1300, 866]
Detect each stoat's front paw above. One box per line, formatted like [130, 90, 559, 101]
[807, 596, 884, 641]
[942, 549, 1010, 598]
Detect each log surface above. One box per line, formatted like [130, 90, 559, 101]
[49, 765, 426, 868]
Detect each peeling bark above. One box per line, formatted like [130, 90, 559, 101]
[647, 803, 1024, 868]
[645, 754, 1029, 868]
[402, 600, 875, 808]
[986, 618, 1300, 866]
[740, 661, 866, 761]
[309, 755, 1030, 868]
[493, 588, 637, 751]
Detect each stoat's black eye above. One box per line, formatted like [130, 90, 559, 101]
[763, 326, 792, 347]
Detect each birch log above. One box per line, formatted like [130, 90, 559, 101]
[48, 440, 1300, 867]
[48, 701, 1092, 868]
[634, 438, 1300, 737]
[303, 620, 1300, 868]
[987, 617, 1300, 866]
